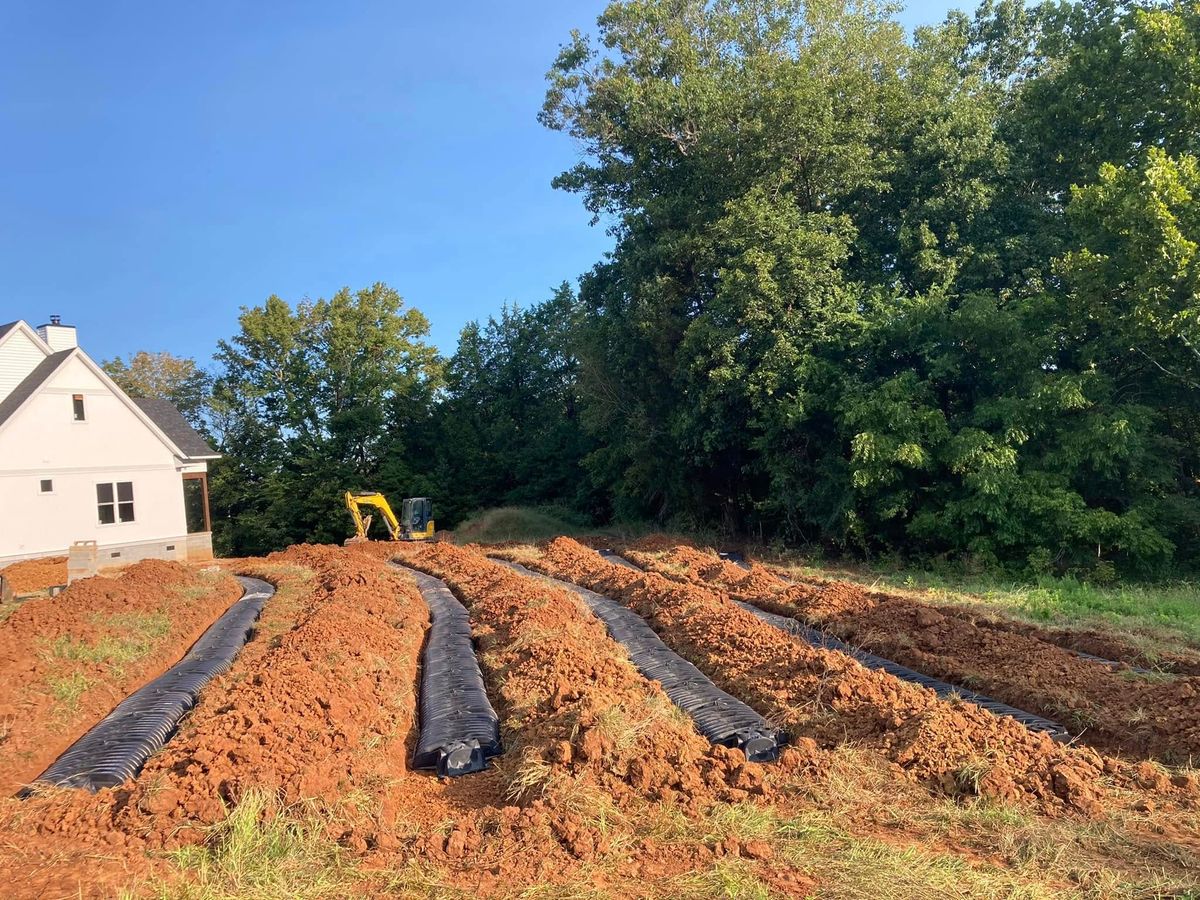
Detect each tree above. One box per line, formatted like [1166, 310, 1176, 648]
[535, 0, 1200, 573]
[208, 283, 441, 554]
[102, 351, 211, 429]
[435, 286, 597, 524]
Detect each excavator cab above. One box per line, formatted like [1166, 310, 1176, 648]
[401, 497, 435, 541]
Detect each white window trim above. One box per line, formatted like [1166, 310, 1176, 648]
[96, 481, 136, 526]
[38, 478, 54, 495]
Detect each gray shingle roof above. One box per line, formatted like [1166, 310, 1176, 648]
[0, 322, 19, 343]
[0, 349, 74, 429]
[132, 397, 219, 459]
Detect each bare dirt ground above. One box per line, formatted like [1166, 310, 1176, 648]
[0, 540, 1196, 898]
[0, 560, 242, 797]
[0, 556, 67, 594]
[624, 542, 1200, 763]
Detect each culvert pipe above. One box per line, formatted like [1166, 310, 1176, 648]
[394, 566, 502, 777]
[500, 560, 782, 763]
[30, 576, 275, 794]
[612, 552, 1070, 741]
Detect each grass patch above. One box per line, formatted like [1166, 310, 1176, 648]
[774, 556, 1200, 654]
[47, 671, 93, 712]
[40, 611, 172, 677]
[148, 789, 357, 899]
[452, 506, 597, 544]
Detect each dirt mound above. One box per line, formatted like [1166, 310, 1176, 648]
[639, 545, 1200, 762]
[989, 619, 1200, 677]
[536, 537, 1200, 818]
[0, 556, 67, 594]
[408, 542, 794, 822]
[0, 560, 242, 796]
[627, 533, 702, 554]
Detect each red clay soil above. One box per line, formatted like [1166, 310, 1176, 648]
[0, 544, 820, 898]
[531, 538, 1200, 821]
[634, 545, 1200, 763]
[0, 546, 427, 897]
[0, 556, 67, 594]
[0, 560, 243, 797]
[748, 557, 1200, 676]
[981, 618, 1200, 677]
[394, 541, 817, 893]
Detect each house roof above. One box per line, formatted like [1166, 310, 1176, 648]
[0, 349, 74, 430]
[132, 397, 219, 459]
[0, 322, 19, 344]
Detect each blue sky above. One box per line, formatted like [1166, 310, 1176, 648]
[0, 1, 960, 365]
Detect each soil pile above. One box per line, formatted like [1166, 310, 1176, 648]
[409, 542, 802, 818]
[0, 560, 242, 796]
[535, 537, 1199, 817]
[0, 556, 67, 594]
[637, 545, 1200, 762]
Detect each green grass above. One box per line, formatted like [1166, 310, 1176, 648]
[43, 611, 172, 672]
[451, 506, 598, 544]
[775, 556, 1200, 653]
[148, 789, 358, 899]
[47, 671, 94, 712]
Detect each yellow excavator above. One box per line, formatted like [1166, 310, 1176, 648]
[344, 491, 436, 543]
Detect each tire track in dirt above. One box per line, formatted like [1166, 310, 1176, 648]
[638, 544, 1200, 762]
[529, 537, 1200, 819]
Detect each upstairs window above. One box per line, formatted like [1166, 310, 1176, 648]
[97, 482, 134, 524]
[39, 479, 53, 493]
[72, 394, 86, 421]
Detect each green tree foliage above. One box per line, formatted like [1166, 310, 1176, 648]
[208, 284, 441, 554]
[434, 286, 596, 524]
[102, 351, 212, 429]
[178, 0, 1197, 577]
[539, 0, 1200, 574]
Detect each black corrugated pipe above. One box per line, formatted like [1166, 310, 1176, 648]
[500, 560, 783, 763]
[394, 566, 502, 777]
[29, 576, 275, 794]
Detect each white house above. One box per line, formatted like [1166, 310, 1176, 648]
[0, 317, 218, 571]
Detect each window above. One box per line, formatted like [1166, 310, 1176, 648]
[72, 394, 85, 421]
[97, 481, 134, 524]
[39, 479, 53, 493]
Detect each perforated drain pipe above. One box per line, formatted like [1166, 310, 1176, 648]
[393, 565, 501, 777]
[499, 560, 782, 763]
[604, 551, 1070, 741]
[30, 576, 275, 793]
[718, 551, 1156, 676]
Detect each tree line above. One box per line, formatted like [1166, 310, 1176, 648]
[106, 0, 1199, 577]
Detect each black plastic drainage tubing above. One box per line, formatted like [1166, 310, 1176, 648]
[394, 566, 502, 777]
[31, 576, 275, 793]
[500, 560, 782, 763]
[607, 551, 1070, 742]
[718, 550, 1154, 676]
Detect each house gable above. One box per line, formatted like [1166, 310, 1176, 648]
[0, 322, 52, 401]
[0, 342, 216, 466]
[0, 354, 179, 472]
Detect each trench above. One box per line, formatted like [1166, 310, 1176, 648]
[500, 560, 783, 763]
[394, 565, 502, 777]
[717, 551, 1155, 675]
[605, 550, 1070, 741]
[30, 576, 275, 793]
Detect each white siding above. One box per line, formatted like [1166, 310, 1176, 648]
[0, 354, 195, 561]
[0, 330, 48, 402]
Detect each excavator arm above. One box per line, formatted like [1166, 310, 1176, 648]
[344, 491, 402, 542]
